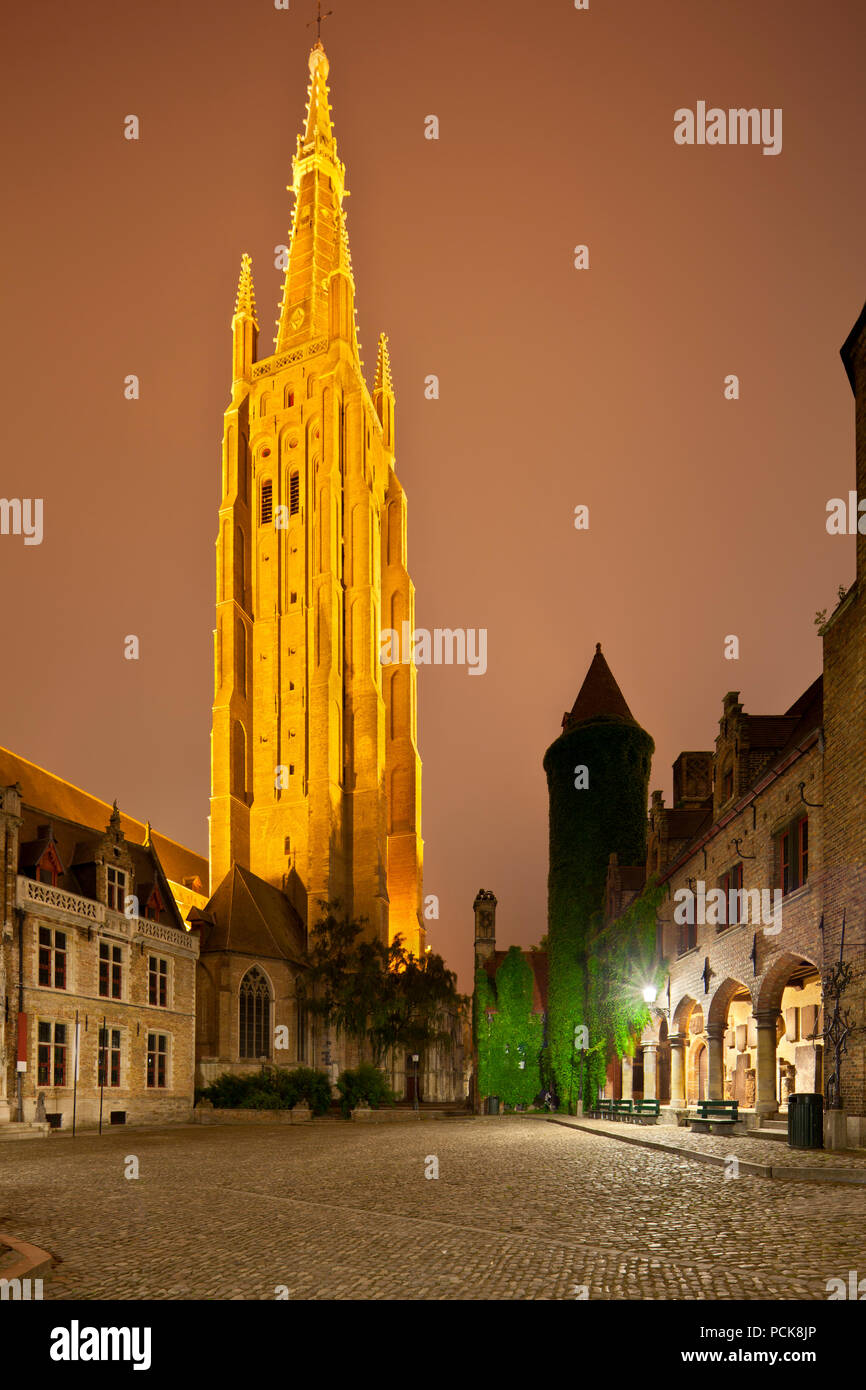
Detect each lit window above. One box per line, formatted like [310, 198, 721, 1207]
[148, 956, 168, 1008]
[99, 942, 123, 999]
[779, 816, 808, 895]
[37, 1021, 67, 1086]
[718, 862, 744, 928]
[107, 866, 127, 912]
[146, 1033, 168, 1089]
[38, 927, 67, 990]
[98, 1027, 122, 1088]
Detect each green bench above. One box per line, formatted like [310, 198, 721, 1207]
[610, 1100, 633, 1119]
[596, 1099, 613, 1117]
[632, 1099, 660, 1124]
[690, 1099, 740, 1133]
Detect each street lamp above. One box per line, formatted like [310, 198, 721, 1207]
[642, 985, 657, 1004]
[411, 1053, 419, 1111]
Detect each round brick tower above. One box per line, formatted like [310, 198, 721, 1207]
[543, 643, 654, 1106]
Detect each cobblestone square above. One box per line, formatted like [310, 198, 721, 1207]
[3, 1117, 865, 1300]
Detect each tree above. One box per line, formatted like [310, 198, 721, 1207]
[298, 901, 463, 1068]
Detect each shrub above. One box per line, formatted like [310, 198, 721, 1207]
[336, 1063, 396, 1118]
[200, 1066, 332, 1114]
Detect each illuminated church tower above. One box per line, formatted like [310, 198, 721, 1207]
[209, 40, 424, 954]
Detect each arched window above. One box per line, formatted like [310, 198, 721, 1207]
[239, 967, 271, 1059]
[289, 470, 299, 515]
[234, 526, 245, 605]
[235, 619, 247, 696]
[232, 721, 247, 799]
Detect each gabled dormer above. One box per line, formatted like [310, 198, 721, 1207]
[19, 823, 65, 887]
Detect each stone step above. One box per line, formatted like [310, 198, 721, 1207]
[746, 1127, 789, 1142]
[0, 1123, 51, 1142]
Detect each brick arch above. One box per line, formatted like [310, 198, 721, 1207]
[707, 977, 754, 1030]
[756, 951, 822, 1014]
[671, 993, 697, 1034]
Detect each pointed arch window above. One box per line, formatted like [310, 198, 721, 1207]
[239, 967, 271, 1060]
[232, 721, 247, 800]
[235, 619, 247, 697]
[234, 527, 245, 605]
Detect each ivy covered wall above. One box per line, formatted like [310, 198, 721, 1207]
[474, 947, 544, 1106]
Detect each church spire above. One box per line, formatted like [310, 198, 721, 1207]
[275, 42, 354, 353]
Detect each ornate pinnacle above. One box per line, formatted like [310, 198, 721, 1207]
[375, 333, 394, 395]
[234, 253, 258, 329]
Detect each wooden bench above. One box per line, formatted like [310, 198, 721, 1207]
[610, 1100, 633, 1119]
[632, 1099, 660, 1124]
[596, 1099, 613, 1117]
[690, 1099, 740, 1133]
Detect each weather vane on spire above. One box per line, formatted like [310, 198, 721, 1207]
[307, 0, 333, 42]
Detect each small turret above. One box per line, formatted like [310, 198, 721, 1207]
[473, 889, 497, 969]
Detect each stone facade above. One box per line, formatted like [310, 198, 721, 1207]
[620, 301, 866, 1145]
[0, 770, 203, 1131]
[209, 39, 424, 960]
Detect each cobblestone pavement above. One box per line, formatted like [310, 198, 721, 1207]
[561, 1116, 866, 1172]
[2, 1117, 865, 1300]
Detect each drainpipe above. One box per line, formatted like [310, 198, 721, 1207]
[16, 906, 25, 1122]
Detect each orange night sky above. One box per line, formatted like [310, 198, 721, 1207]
[2, 0, 865, 989]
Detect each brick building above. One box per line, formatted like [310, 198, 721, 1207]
[471, 300, 866, 1147]
[0, 751, 206, 1131]
[603, 300, 866, 1148]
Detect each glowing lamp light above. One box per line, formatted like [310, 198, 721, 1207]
[642, 985, 657, 1004]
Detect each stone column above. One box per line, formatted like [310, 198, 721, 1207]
[669, 1034, 687, 1107]
[642, 1044, 658, 1101]
[621, 1055, 633, 1101]
[706, 1024, 727, 1101]
[755, 1009, 780, 1117]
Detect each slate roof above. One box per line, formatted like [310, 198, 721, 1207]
[0, 745, 208, 888]
[191, 864, 306, 965]
[563, 644, 636, 730]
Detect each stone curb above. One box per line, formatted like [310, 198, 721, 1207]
[0, 1232, 56, 1282]
[545, 1117, 866, 1185]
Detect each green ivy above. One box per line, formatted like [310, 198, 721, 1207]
[474, 948, 544, 1106]
[543, 717, 654, 1108]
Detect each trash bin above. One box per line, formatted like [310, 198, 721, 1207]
[787, 1092, 823, 1149]
[486, 1096, 500, 1115]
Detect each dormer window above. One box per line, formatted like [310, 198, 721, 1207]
[35, 845, 62, 887]
[145, 887, 164, 922]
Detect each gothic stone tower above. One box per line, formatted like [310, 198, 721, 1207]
[543, 644, 654, 1103]
[210, 41, 424, 954]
